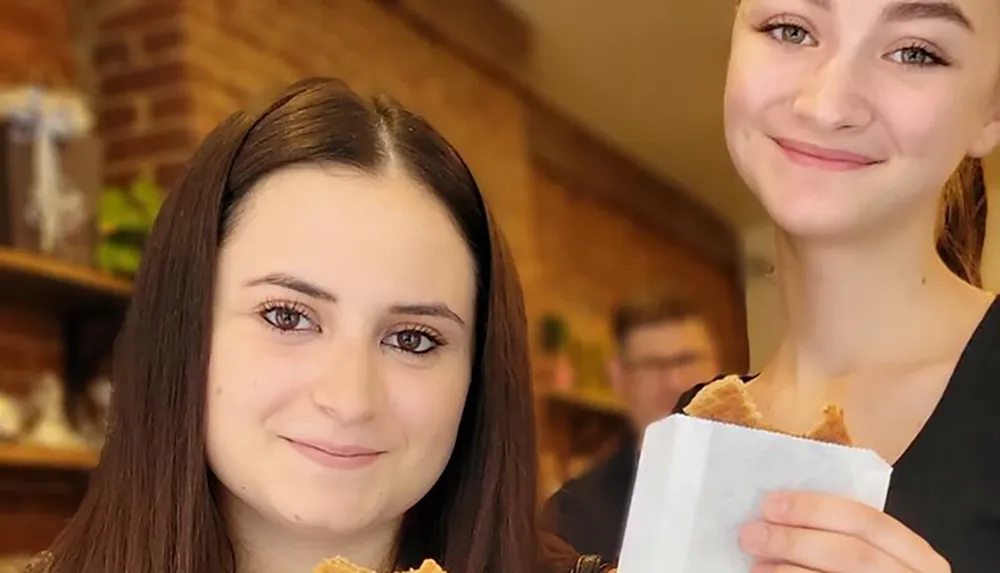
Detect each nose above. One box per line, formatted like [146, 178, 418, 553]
[311, 337, 379, 425]
[792, 56, 872, 131]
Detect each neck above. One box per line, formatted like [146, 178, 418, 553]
[224, 491, 398, 573]
[766, 219, 990, 387]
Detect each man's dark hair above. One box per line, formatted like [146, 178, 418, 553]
[611, 290, 707, 348]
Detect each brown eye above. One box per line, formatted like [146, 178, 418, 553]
[384, 328, 442, 355]
[261, 305, 317, 332]
[273, 309, 300, 329]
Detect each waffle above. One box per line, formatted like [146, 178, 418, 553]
[683, 375, 764, 428]
[313, 557, 446, 573]
[683, 376, 853, 446]
[807, 404, 853, 446]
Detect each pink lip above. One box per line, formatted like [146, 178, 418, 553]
[282, 437, 385, 470]
[772, 137, 882, 170]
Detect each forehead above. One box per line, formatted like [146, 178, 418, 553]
[219, 164, 475, 308]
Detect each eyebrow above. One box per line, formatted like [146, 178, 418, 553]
[801, 0, 972, 32]
[244, 273, 466, 325]
[882, 1, 973, 31]
[245, 273, 336, 301]
[389, 303, 466, 326]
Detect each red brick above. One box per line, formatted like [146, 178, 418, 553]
[92, 40, 130, 68]
[143, 27, 187, 55]
[1, 1, 63, 38]
[97, 104, 138, 132]
[0, 1, 74, 87]
[100, 61, 191, 96]
[154, 160, 187, 188]
[150, 93, 194, 118]
[98, 2, 183, 32]
[105, 128, 198, 163]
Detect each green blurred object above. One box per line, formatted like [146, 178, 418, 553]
[96, 178, 164, 278]
[539, 313, 569, 353]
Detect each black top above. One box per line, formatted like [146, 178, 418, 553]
[543, 434, 638, 563]
[674, 296, 1000, 573]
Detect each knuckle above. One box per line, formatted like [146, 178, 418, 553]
[845, 543, 881, 572]
[765, 524, 793, 556]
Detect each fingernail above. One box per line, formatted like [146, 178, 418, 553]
[739, 522, 769, 553]
[764, 492, 790, 518]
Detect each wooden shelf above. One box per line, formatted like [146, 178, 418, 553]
[543, 388, 629, 418]
[0, 443, 98, 472]
[0, 247, 131, 314]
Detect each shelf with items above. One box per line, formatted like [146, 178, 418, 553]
[534, 313, 632, 496]
[542, 387, 628, 418]
[0, 246, 131, 313]
[0, 82, 136, 557]
[0, 248, 120, 555]
[0, 442, 97, 472]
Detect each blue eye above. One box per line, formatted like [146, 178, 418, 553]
[762, 23, 817, 46]
[888, 45, 947, 67]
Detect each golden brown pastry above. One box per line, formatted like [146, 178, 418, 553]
[682, 376, 853, 446]
[313, 557, 446, 573]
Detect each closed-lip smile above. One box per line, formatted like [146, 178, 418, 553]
[772, 137, 883, 170]
[282, 436, 387, 469]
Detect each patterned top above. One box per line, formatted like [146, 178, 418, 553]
[22, 552, 52, 573]
[21, 551, 612, 573]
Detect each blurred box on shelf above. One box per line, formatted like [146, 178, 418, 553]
[0, 88, 102, 267]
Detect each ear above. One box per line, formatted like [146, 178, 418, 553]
[968, 102, 1000, 158]
[607, 356, 626, 396]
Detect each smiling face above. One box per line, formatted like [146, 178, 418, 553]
[725, 0, 1000, 240]
[204, 164, 476, 539]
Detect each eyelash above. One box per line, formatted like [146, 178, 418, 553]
[255, 300, 447, 355]
[258, 299, 319, 334]
[384, 325, 447, 356]
[756, 20, 950, 68]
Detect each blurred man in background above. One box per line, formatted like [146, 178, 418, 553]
[543, 292, 722, 561]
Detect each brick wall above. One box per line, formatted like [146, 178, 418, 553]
[79, 0, 743, 365]
[0, 1, 76, 87]
[0, 1, 743, 551]
[0, 0, 742, 399]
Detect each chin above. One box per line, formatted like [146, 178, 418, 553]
[763, 197, 870, 240]
[736, 162, 882, 241]
[261, 485, 395, 534]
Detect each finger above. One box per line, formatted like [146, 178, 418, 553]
[762, 492, 948, 572]
[751, 564, 817, 573]
[740, 522, 908, 573]
[752, 565, 818, 573]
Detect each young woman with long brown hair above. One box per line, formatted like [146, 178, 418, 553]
[676, 1, 999, 571]
[26, 78, 607, 573]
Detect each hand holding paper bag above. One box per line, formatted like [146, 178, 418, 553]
[615, 376, 932, 573]
[738, 490, 950, 573]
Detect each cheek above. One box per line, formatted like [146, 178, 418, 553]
[876, 88, 960, 158]
[387, 358, 471, 454]
[724, 36, 802, 132]
[206, 323, 310, 433]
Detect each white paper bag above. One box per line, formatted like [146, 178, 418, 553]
[617, 414, 893, 573]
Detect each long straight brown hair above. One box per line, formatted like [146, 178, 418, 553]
[45, 78, 568, 573]
[937, 156, 989, 287]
